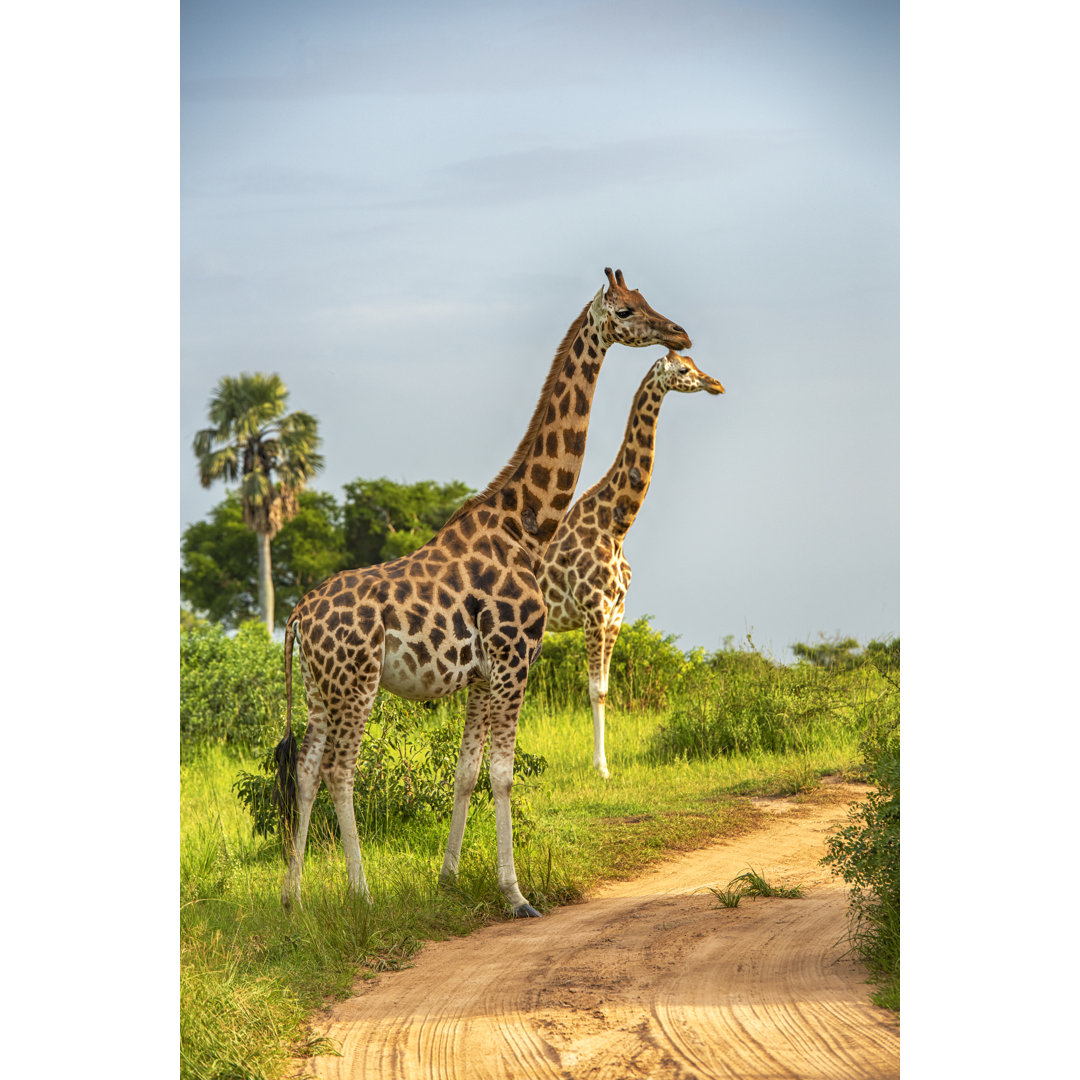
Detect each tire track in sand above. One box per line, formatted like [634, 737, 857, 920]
[299, 784, 899, 1080]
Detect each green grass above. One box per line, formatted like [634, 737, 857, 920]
[727, 868, 805, 899]
[181, 702, 865, 1080]
[708, 868, 805, 908]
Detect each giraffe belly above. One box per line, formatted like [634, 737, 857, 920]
[378, 631, 477, 701]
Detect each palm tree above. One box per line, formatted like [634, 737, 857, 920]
[193, 373, 324, 633]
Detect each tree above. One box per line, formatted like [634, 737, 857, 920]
[181, 490, 346, 630]
[342, 477, 473, 566]
[192, 373, 324, 632]
[792, 636, 862, 669]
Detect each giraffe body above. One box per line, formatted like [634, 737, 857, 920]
[277, 270, 691, 916]
[538, 351, 724, 777]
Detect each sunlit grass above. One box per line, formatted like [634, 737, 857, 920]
[180, 700, 864, 1079]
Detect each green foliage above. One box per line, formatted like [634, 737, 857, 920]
[793, 634, 899, 672]
[651, 636, 897, 762]
[233, 699, 548, 842]
[180, 621, 304, 760]
[709, 885, 744, 908]
[709, 869, 804, 909]
[727, 868, 805, 898]
[822, 667, 900, 1010]
[181, 477, 475, 629]
[181, 490, 347, 629]
[527, 616, 693, 714]
[341, 477, 473, 566]
[653, 643, 825, 759]
[792, 635, 861, 668]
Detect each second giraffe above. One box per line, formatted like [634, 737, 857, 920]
[538, 350, 724, 777]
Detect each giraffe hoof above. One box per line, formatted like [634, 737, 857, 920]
[513, 903, 543, 919]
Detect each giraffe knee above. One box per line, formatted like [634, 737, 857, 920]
[488, 760, 514, 799]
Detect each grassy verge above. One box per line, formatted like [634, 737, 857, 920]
[180, 701, 863, 1080]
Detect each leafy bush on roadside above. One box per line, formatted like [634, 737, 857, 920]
[822, 656, 900, 1009]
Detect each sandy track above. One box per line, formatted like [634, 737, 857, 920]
[299, 784, 899, 1080]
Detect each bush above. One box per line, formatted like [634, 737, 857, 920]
[180, 621, 303, 760]
[233, 696, 547, 843]
[652, 644, 838, 759]
[526, 616, 692, 714]
[822, 656, 899, 1009]
[651, 637, 898, 762]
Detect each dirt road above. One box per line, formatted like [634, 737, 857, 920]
[299, 783, 899, 1080]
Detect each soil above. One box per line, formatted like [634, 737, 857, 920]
[295, 781, 899, 1080]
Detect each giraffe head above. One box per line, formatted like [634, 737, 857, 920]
[653, 350, 725, 395]
[594, 268, 692, 350]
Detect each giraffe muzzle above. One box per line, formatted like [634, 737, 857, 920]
[664, 325, 692, 350]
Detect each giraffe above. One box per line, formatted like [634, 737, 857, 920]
[275, 268, 691, 918]
[538, 350, 724, 778]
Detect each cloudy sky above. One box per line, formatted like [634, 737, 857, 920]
[180, 0, 898, 659]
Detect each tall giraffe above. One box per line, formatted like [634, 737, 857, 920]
[276, 268, 691, 917]
[538, 351, 724, 778]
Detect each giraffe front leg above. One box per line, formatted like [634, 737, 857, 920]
[439, 684, 491, 888]
[488, 692, 541, 918]
[584, 620, 612, 779]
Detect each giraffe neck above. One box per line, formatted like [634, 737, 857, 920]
[446, 296, 613, 565]
[576, 368, 666, 540]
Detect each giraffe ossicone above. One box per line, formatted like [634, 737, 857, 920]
[275, 270, 692, 917]
[538, 350, 724, 778]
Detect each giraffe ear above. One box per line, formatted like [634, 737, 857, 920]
[590, 287, 605, 315]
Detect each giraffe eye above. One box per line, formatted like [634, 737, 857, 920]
[615, 308, 633, 319]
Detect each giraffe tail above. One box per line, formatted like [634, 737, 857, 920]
[273, 614, 299, 862]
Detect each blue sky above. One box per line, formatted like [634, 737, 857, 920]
[180, 0, 899, 658]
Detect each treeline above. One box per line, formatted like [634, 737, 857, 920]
[181, 477, 472, 628]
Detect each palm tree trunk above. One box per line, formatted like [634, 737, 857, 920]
[257, 529, 274, 633]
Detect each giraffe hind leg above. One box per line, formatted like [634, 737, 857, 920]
[320, 688, 379, 904]
[281, 709, 327, 911]
[439, 683, 493, 888]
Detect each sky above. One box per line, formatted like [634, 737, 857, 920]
[180, 0, 899, 659]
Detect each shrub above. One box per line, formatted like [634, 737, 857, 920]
[233, 696, 547, 843]
[651, 637, 897, 762]
[526, 616, 692, 714]
[652, 643, 830, 759]
[822, 653, 899, 1009]
[180, 621, 304, 760]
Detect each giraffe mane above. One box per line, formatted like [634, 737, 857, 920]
[443, 299, 592, 528]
